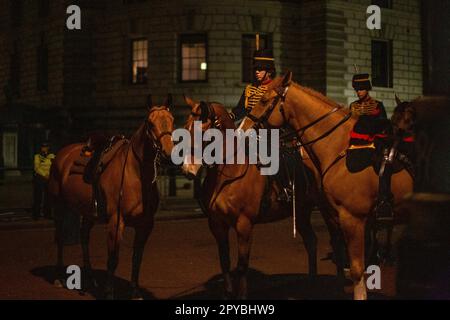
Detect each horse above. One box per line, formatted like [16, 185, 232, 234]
[47, 98, 174, 299]
[180, 96, 339, 299]
[239, 72, 414, 300]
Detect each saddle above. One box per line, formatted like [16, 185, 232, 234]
[69, 135, 128, 184]
[346, 134, 414, 177]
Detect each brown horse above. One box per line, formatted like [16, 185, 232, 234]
[48, 101, 174, 299]
[180, 96, 336, 299]
[240, 72, 414, 299]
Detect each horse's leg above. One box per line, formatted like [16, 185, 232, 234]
[339, 208, 367, 300]
[295, 200, 317, 277]
[53, 199, 65, 288]
[130, 224, 153, 300]
[208, 216, 233, 298]
[320, 205, 347, 284]
[80, 214, 97, 292]
[235, 216, 253, 300]
[105, 213, 125, 300]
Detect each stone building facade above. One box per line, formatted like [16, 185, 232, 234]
[0, 0, 445, 171]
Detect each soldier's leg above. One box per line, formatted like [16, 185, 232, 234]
[32, 176, 44, 219]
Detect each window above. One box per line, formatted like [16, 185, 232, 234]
[11, 0, 23, 27]
[179, 34, 207, 82]
[242, 34, 271, 83]
[371, 40, 393, 88]
[130, 39, 148, 84]
[123, 0, 148, 4]
[38, 0, 50, 18]
[37, 43, 49, 92]
[371, 0, 392, 9]
[10, 46, 21, 96]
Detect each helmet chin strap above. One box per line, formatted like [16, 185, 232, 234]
[257, 70, 269, 85]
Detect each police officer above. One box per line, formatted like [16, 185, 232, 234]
[33, 142, 55, 220]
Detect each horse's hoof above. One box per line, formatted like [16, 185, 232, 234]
[132, 296, 144, 301]
[130, 287, 144, 300]
[105, 293, 114, 300]
[54, 279, 65, 288]
[223, 291, 234, 300]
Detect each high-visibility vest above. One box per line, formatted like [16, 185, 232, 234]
[34, 153, 55, 178]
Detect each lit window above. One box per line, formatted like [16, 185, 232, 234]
[179, 34, 207, 82]
[372, 40, 393, 88]
[242, 34, 271, 83]
[131, 39, 148, 84]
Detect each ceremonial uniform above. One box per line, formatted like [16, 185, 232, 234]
[230, 49, 275, 121]
[349, 73, 393, 219]
[33, 143, 55, 219]
[349, 74, 389, 147]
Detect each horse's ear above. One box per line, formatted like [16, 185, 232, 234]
[184, 95, 196, 109]
[146, 94, 153, 111]
[395, 93, 402, 106]
[164, 93, 173, 108]
[199, 101, 209, 122]
[282, 70, 292, 87]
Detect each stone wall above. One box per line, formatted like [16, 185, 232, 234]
[326, 0, 423, 113]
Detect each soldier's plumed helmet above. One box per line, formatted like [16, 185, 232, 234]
[253, 49, 276, 76]
[352, 73, 372, 91]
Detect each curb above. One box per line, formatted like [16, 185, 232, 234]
[0, 211, 206, 231]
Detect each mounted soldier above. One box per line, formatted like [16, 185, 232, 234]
[348, 72, 395, 220]
[228, 35, 299, 202]
[230, 35, 275, 122]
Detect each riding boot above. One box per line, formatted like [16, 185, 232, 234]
[375, 164, 394, 221]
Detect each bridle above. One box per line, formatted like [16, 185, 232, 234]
[145, 105, 173, 156]
[245, 82, 352, 148]
[144, 105, 173, 183]
[189, 101, 218, 128]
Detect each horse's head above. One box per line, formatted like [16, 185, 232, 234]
[240, 71, 293, 131]
[145, 94, 175, 160]
[181, 96, 234, 178]
[392, 94, 416, 136]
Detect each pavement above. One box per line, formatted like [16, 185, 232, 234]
[0, 174, 204, 230]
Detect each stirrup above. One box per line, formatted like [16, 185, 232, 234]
[277, 188, 292, 202]
[374, 198, 394, 223]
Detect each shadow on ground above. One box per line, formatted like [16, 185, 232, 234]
[30, 266, 156, 300]
[169, 268, 389, 300]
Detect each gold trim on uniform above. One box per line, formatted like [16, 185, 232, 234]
[350, 98, 379, 116]
[244, 84, 269, 110]
[254, 57, 275, 61]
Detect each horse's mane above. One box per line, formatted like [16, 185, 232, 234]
[266, 76, 341, 109]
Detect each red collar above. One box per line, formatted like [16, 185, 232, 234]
[261, 79, 272, 85]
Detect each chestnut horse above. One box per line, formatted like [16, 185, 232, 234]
[181, 96, 337, 299]
[240, 71, 413, 299]
[48, 102, 174, 299]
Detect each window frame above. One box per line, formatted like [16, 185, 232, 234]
[371, 0, 392, 9]
[129, 38, 149, 85]
[38, 0, 50, 18]
[10, 46, 21, 97]
[241, 33, 272, 84]
[37, 42, 49, 92]
[371, 39, 394, 88]
[11, 0, 23, 27]
[178, 33, 209, 83]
